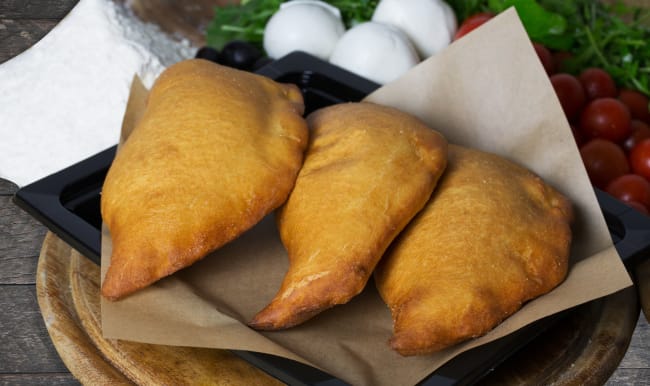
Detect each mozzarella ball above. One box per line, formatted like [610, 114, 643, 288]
[264, 0, 345, 60]
[329, 22, 419, 85]
[372, 0, 457, 58]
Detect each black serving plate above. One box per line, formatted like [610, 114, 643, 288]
[13, 51, 650, 386]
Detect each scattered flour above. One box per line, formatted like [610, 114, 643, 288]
[0, 0, 196, 187]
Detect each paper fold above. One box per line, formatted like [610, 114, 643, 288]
[101, 8, 632, 386]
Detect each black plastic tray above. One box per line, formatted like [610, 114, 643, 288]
[13, 51, 650, 386]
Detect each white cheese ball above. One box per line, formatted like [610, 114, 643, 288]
[329, 22, 419, 85]
[264, 0, 345, 60]
[372, 0, 457, 58]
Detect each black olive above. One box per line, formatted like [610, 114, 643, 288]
[217, 41, 263, 71]
[195, 46, 220, 63]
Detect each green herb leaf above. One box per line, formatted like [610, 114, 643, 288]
[205, 0, 379, 52]
[447, 0, 650, 95]
[487, 0, 571, 49]
[205, 0, 282, 51]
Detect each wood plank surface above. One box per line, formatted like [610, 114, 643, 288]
[0, 1, 649, 385]
[0, 1, 78, 19]
[0, 193, 47, 284]
[0, 0, 78, 64]
[0, 286, 70, 373]
[0, 373, 80, 385]
[1, 3, 81, 384]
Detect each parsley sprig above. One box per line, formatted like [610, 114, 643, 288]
[205, 0, 378, 51]
[206, 0, 650, 95]
[205, 0, 282, 51]
[447, 0, 650, 95]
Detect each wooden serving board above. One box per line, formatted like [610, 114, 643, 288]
[37, 232, 281, 385]
[34, 1, 646, 384]
[37, 231, 640, 385]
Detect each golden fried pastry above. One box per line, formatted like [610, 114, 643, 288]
[249, 102, 448, 330]
[375, 144, 573, 356]
[101, 59, 308, 300]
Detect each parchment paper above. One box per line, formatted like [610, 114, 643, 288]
[101, 8, 633, 386]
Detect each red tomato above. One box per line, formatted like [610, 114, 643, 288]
[550, 73, 586, 122]
[580, 97, 631, 142]
[580, 138, 630, 189]
[629, 138, 650, 181]
[454, 13, 494, 40]
[618, 88, 650, 123]
[579, 68, 618, 100]
[571, 124, 585, 146]
[606, 174, 650, 210]
[533, 43, 554, 75]
[552, 51, 572, 73]
[623, 120, 650, 153]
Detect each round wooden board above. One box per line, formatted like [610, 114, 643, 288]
[35, 3, 644, 383]
[37, 232, 640, 385]
[37, 232, 281, 386]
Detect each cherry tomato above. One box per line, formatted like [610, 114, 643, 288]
[552, 51, 572, 73]
[533, 43, 554, 75]
[580, 138, 630, 189]
[618, 88, 650, 123]
[580, 97, 631, 142]
[550, 73, 586, 122]
[629, 138, 650, 181]
[606, 174, 650, 211]
[571, 124, 585, 146]
[579, 68, 618, 100]
[454, 13, 494, 40]
[623, 120, 650, 153]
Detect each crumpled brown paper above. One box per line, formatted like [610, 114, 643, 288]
[101, 8, 633, 386]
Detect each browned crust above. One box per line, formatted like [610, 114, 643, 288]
[101, 59, 308, 300]
[375, 144, 573, 356]
[250, 102, 449, 329]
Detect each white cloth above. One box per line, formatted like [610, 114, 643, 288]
[0, 0, 194, 187]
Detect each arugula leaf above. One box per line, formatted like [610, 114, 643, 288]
[447, 0, 650, 95]
[565, 0, 650, 95]
[487, 0, 571, 50]
[205, 0, 282, 51]
[205, 0, 378, 51]
[328, 0, 379, 27]
[206, 0, 650, 95]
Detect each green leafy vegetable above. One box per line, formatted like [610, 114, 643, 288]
[487, 0, 571, 50]
[447, 0, 650, 95]
[206, 0, 650, 95]
[327, 0, 379, 27]
[205, 0, 282, 51]
[205, 0, 378, 51]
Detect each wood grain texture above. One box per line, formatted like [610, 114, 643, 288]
[35, 230, 649, 385]
[1, 0, 650, 383]
[635, 259, 650, 322]
[0, 373, 80, 385]
[478, 288, 639, 385]
[0, 179, 18, 195]
[0, 19, 60, 63]
[0, 286, 70, 373]
[0, 1, 77, 19]
[0, 194, 47, 284]
[38, 232, 281, 386]
[35, 232, 135, 385]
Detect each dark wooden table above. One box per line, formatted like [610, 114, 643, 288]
[1, 1, 649, 385]
[1, 4, 81, 386]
